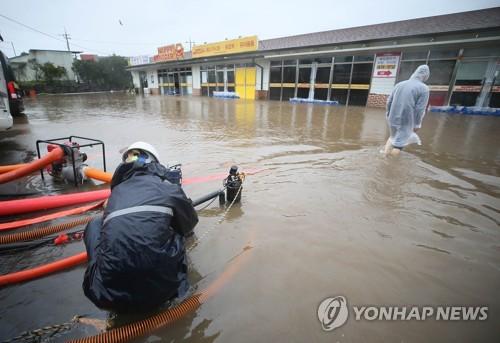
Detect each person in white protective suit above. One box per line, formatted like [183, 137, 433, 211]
[384, 65, 430, 156]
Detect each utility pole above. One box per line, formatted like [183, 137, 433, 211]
[10, 41, 16, 56]
[185, 37, 196, 51]
[60, 28, 71, 52]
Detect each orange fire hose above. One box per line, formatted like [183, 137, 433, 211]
[83, 166, 265, 186]
[83, 167, 112, 183]
[0, 202, 104, 232]
[0, 147, 64, 184]
[68, 246, 252, 343]
[0, 252, 88, 287]
[0, 163, 29, 174]
[0, 216, 95, 245]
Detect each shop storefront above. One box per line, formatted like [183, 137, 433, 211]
[128, 8, 500, 108]
[158, 68, 192, 95]
[269, 55, 373, 105]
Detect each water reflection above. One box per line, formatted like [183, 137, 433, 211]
[0, 93, 499, 342]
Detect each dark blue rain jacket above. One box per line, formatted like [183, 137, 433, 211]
[83, 161, 198, 312]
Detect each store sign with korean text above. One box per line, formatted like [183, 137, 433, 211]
[192, 36, 258, 58]
[129, 55, 150, 66]
[373, 53, 401, 78]
[153, 44, 184, 62]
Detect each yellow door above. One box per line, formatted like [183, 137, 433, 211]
[235, 67, 256, 100]
[245, 67, 256, 100]
[235, 68, 246, 99]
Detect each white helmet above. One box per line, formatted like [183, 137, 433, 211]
[122, 141, 160, 162]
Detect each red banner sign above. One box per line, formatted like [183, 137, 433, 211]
[153, 44, 184, 62]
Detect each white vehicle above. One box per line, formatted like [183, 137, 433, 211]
[0, 50, 13, 131]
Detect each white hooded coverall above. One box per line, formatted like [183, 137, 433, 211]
[386, 65, 430, 148]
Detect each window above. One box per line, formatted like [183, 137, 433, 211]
[270, 87, 281, 100]
[315, 57, 333, 64]
[427, 60, 456, 85]
[270, 67, 282, 83]
[299, 59, 313, 65]
[283, 66, 296, 83]
[298, 68, 311, 83]
[349, 90, 369, 106]
[332, 64, 351, 84]
[351, 63, 372, 84]
[454, 61, 488, 85]
[330, 89, 348, 104]
[208, 70, 216, 83]
[314, 88, 328, 100]
[334, 56, 353, 63]
[297, 88, 309, 98]
[397, 61, 421, 82]
[315, 67, 331, 84]
[462, 47, 500, 58]
[354, 55, 374, 62]
[227, 70, 235, 83]
[282, 87, 295, 101]
[402, 51, 428, 60]
[429, 49, 458, 59]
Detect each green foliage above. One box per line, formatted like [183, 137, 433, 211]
[11, 62, 27, 81]
[28, 58, 42, 81]
[72, 55, 132, 90]
[40, 62, 67, 83]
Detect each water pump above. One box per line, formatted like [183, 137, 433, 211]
[47, 142, 88, 184]
[224, 165, 244, 203]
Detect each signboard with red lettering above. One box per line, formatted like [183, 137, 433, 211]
[153, 44, 184, 62]
[192, 36, 258, 58]
[373, 53, 401, 78]
[453, 85, 482, 92]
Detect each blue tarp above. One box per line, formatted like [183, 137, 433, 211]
[430, 106, 500, 116]
[213, 91, 240, 99]
[289, 98, 339, 105]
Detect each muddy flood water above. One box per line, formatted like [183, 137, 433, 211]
[0, 93, 499, 342]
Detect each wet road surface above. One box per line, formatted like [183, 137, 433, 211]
[0, 93, 499, 342]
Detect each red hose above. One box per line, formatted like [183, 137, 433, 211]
[0, 252, 87, 287]
[0, 147, 64, 184]
[68, 246, 252, 343]
[0, 190, 110, 217]
[0, 216, 95, 244]
[0, 202, 103, 231]
[0, 164, 29, 174]
[0, 168, 264, 217]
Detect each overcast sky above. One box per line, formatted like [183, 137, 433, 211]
[0, 0, 499, 58]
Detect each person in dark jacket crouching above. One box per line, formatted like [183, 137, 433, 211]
[83, 142, 198, 313]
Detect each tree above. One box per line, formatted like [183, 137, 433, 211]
[72, 59, 104, 86]
[28, 58, 42, 81]
[11, 62, 27, 81]
[72, 55, 132, 90]
[40, 62, 67, 83]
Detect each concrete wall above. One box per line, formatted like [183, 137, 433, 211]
[255, 59, 270, 91]
[9, 54, 33, 81]
[192, 65, 201, 94]
[369, 77, 397, 95]
[131, 70, 141, 89]
[146, 69, 159, 93]
[367, 77, 398, 108]
[10, 50, 76, 82]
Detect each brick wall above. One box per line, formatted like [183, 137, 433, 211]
[255, 90, 268, 100]
[367, 93, 389, 108]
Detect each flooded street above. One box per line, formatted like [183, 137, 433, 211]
[1, 93, 499, 342]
